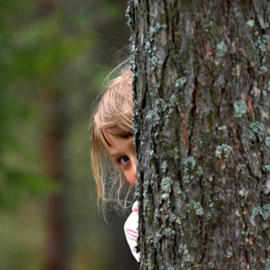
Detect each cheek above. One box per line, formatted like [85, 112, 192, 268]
[127, 174, 137, 187]
[123, 171, 135, 186]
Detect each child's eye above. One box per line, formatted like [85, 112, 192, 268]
[119, 156, 130, 164]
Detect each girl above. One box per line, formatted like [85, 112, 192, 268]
[91, 67, 140, 262]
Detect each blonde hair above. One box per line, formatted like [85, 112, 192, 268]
[91, 68, 134, 209]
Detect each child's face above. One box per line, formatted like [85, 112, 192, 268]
[103, 131, 137, 187]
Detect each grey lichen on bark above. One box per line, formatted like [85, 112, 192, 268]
[127, 0, 270, 269]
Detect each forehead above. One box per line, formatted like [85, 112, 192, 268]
[101, 130, 133, 155]
[102, 130, 129, 145]
[101, 128, 132, 147]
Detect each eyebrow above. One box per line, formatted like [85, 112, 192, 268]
[109, 138, 134, 158]
[122, 133, 133, 139]
[110, 153, 119, 158]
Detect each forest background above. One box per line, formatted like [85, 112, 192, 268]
[0, 0, 138, 269]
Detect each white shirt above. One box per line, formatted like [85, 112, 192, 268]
[124, 201, 140, 262]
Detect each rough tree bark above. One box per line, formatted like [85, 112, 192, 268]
[127, 0, 270, 269]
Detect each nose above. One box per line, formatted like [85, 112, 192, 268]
[131, 156, 137, 178]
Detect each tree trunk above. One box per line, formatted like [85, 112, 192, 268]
[41, 91, 69, 270]
[37, 1, 70, 269]
[128, 0, 270, 269]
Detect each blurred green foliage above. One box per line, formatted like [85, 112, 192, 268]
[0, 0, 99, 208]
[0, 0, 135, 269]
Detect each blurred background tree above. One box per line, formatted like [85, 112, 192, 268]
[0, 0, 138, 269]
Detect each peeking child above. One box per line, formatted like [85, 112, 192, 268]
[91, 67, 140, 262]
